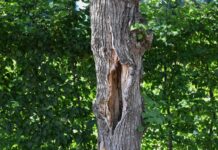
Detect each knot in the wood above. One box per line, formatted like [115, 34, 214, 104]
[130, 29, 153, 55]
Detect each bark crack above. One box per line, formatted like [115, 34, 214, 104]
[108, 49, 122, 130]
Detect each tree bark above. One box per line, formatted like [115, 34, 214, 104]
[90, 0, 152, 149]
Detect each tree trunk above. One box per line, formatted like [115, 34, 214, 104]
[90, 0, 152, 149]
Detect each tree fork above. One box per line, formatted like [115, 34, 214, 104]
[91, 0, 152, 149]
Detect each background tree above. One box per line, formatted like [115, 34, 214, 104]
[0, 0, 96, 149]
[141, 0, 218, 149]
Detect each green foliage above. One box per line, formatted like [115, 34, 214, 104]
[141, 0, 218, 149]
[0, 0, 96, 149]
[130, 23, 147, 31]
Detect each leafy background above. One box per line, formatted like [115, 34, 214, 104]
[0, 0, 217, 149]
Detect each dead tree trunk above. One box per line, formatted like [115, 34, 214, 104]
[90, 0, 152, 149]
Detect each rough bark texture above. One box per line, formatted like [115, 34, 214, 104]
[90, 0, 152, 149]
